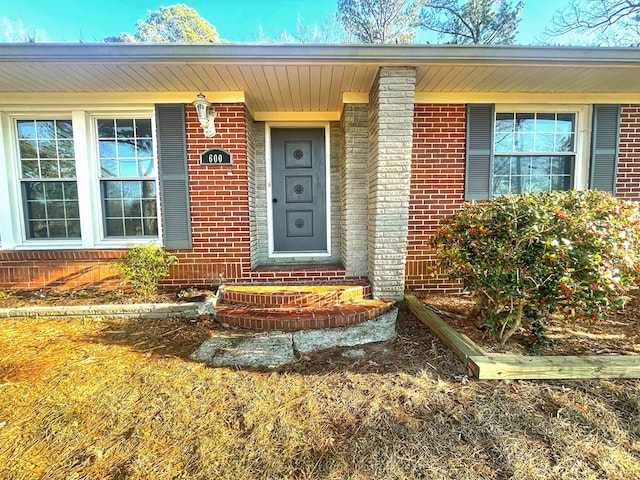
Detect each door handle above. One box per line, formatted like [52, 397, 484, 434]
[273, 198, 278, 203]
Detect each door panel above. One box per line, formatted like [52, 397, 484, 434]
[271, 128, 327, 252]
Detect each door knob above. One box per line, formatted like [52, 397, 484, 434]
[273, 198, 278, 203]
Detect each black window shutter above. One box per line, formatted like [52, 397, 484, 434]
[590, 104, 620, 194]
[155, 104, 192, 249]
[465, 104, 495, 200]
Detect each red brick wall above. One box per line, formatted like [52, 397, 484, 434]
[168, 103, 252, 285]
[406, 104, 466, 292]
[0, 103, 358, 290]
[616, 104, 640, 201]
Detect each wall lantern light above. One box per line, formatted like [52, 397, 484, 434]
[192, 93, 217, 137]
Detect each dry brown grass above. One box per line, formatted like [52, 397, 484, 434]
[1, 307, 639, 479]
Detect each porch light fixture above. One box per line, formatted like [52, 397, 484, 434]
[192, 93, 217, 137]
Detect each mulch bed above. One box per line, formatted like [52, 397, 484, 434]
[412, 290, 640, 356]
[3, 285, 638, 358]
[0, 286, 215, 308]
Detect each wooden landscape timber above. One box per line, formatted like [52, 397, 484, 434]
[405, 293, 640, 380]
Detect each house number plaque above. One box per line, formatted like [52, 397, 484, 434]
[200, 148, 232, 165]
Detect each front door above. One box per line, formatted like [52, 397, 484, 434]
[270, 128, 327, 253]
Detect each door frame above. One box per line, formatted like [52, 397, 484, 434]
[265, 122, 332, 258]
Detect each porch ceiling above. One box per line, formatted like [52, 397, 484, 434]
[1, 43, 640, 118]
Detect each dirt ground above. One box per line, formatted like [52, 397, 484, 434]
[2, 285, 638, 357]
[1, 292, 639, 479]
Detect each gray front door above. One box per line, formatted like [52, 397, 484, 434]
[271, 128, 327, 253]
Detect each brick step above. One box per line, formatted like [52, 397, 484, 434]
[218, 282, 371, 308]
[215, 299, 394, 331]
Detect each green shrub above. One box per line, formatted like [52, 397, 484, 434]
[430, 190, 640, 346]
[115, 245, 178, 295]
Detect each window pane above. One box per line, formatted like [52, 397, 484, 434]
[19, 140, 37, 158]
[119, 159, 138, 177]
[67, 220, 81, 237]
[97, 119, 115, 138]
[136, 138, 153, 155]
[104, 181, 123, 199]
[58, 140, 75, 159]
[116, 119, 134, 138]
[27, 201, 46, 220]
[495, 113, 514, 132]
[36, 120, 55, 138]
[24, 180, 80, 239]
[59, 160, 76, 177]
[99, 140, 117, 158]
[117, 141, 137, 158]
[101, 159, 118, 177]
[556, 114, 574, 132]
[515, 133, 533, 152]
[535, 113, 556, 133]
[22, 160, 39, 178]
[124, 218, 143, 236]
[101, 180, 157, 238]
[40, 160, 59, 178]
[38, 140, 57, 159]
[65, 201, 79, 219]
[555, 133, 574, 152]
[97, 117, 156, 179]
[531, 157, 551, 176]
[135, 119, 153, 137]
[534, 133, 555, 152]
[494, 156, 511, 175]
[552, 156, 573, 175]
[552, 175, 572, 191]
[48, 200, 65, 219]
[493, 176, 510, 196]
[143, 217, 158, 236]
[17, 120, 36, 138]
[106, 219, 124, 237]
[494, 133, 513, 152]
[515, 113, 535, 132]
[105, 200, 123, 217]
[137, 159, 154, 176]
[56, 120, 74, 139]
[124, 199, 142, 217]
[530, 176, 551, 193]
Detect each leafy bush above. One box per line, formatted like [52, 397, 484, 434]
[116, 245, 178, 295]
[431, 190, 640, 346]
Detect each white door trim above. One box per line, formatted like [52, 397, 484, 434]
[265, 122, 331, 258]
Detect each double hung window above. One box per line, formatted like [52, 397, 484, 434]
[17, 119, 80, 239]
[4, 111, 159, 248]
[97, 118, 158, 237]
[493, 112, 576, 195]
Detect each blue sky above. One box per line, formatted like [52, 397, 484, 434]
[1, 0, 567, 44]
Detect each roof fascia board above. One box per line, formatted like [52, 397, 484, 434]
[1, 43, 640, 67]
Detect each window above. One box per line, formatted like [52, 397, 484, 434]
[493, 112, 576, 195]
[0, 111, 160, 249]
[17, 119, 80, 239]
[97, 118, 158, 237]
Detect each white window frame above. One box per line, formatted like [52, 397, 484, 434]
[494, 104, 591, 193]
[265, 122, 332, 258]
[0, 107, 161, 250]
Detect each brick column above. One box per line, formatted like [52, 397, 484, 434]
[341, 103, 369, 276]
[368, 67, 416, 300]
